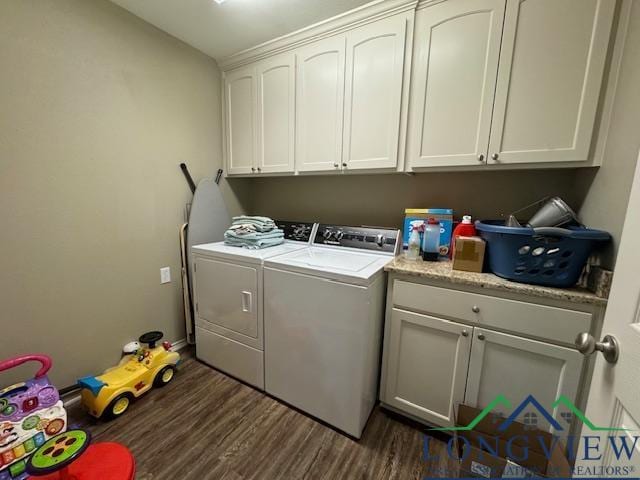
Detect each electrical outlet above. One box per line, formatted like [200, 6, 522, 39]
[160, 267, 171, 284]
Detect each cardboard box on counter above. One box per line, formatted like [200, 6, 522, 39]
[455, 404, 571, 478]
[452, 236, 486, 273]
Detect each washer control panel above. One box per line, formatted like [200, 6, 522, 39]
[313, 224, 399, 253]
[275, 221, 316, 243]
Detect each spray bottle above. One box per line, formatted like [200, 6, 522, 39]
[406, 220, 424, 261]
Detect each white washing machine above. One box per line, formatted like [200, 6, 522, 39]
[192, 221, 316, 389]
[263, 224, 400, 438]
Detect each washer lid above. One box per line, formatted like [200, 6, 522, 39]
[192, 241, 309, 265]
[264, 247, 392, 285]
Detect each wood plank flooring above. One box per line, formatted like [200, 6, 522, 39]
[68, 352, 458, 479]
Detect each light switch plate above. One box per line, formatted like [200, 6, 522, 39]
[160, 267, 171, 284]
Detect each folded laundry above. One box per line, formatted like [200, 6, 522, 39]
[230, 215, 277, 232]
[224, 216, 284, 249]
[224, 235, 285, 250]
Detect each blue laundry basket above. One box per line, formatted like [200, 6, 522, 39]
[475, 221, 610, 288]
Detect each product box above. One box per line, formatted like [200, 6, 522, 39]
[403, 208, 453, 257]
[455, 404, 571, 478]
[452, 236, 486, 273]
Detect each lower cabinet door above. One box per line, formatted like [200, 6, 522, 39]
[383, 308, 472, 427]
[465, 328, 584, 435]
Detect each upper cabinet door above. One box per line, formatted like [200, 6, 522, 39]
[256, 54, 296, 174]
[296, 36, 346, 173]
[406, 0, 506, 169]
[224, 65, 257, 175]
[488, 0, 615, 165]
[342, 15, 408, 171]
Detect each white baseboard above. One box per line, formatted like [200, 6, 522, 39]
[172, 338, 188, 352]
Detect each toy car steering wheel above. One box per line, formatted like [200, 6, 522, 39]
[138, 331, 164, 348]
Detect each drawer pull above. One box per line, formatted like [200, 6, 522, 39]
[477, 333, 486, 341]
[461, 330, 469, 337]
[472, 305, 480, 313]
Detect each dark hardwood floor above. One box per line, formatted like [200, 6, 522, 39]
[68, 351, 458, 479]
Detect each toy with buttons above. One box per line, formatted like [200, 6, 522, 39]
[0, 356, 67, 480]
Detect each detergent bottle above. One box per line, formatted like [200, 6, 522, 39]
[450, 215, 477, 258]
[422, 218, 441, 261]
[406, 220, 423, 261]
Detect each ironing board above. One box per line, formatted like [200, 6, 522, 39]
[184, 178, 230, 343]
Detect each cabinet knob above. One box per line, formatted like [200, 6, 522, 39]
[342, 162, 347, 167]
[477, 333, 486, 341]
[477, 154, 485, 163]
[257, 167, 262, 172]
[491, 153, 499, 161]
[461, 330, 469, 337]
[251, 167, 256, 172]
[472, 305, 480, 313]
[333, 163, 339, 168]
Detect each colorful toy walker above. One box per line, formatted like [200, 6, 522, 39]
[77, 331, 180, 420]
[0, 355, 67, 480]
[25, 429, 135, 480]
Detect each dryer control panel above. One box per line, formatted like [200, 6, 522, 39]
[275, 221, 316, 243]
[313, 224, 399, 253]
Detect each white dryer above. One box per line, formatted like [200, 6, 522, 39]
[192, 221, 316, 389]
[263, 224, 400, 438]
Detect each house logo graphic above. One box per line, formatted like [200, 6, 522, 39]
[430, 394, 630, 432]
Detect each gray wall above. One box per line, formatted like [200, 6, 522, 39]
[577, 0, 640, 269]
[248, 168, 591, 234]
[0, 0, 249, 387]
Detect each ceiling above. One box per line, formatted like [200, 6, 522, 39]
[111, 0, 373, 60]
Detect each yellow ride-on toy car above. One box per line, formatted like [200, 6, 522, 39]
[77, 331, 180, 420]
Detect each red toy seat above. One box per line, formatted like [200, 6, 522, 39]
[28, 442, 135, 480]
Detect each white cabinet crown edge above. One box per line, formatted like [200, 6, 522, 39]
[219, 0, 419, 71]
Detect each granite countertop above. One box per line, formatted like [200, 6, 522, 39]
[384, 256, 607, 306]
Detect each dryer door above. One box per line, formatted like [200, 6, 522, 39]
[193, 257, 261, 349]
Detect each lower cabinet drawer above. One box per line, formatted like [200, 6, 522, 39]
[382, 308, 471, 427]
[392, 280, 592, 345]
[195, 325, 264, 390]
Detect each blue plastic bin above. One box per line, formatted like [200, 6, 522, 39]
[475, 221, 610, 288]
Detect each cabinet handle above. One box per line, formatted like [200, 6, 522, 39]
[491, 153, 499, 161]
[461, 330, 469, 337]
[472, 305, 480, 313]
[477, 154, 485, 163]
[478, 333, 486, 341]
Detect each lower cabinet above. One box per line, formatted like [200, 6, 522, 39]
[381, 280, 589, 434]
[465, 327, 583, 435]
[383, 308, 471, 427]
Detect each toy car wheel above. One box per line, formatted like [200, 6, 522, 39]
[103, 394, 132, 420]
[154, 366, 176, 388]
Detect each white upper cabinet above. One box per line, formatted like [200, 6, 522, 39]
[224, 65, 257, 175]
[407, 0, 505, 169]
[342, 15, 408, 171]
[296, 35, 346, 173]
[488, 0, 615, 165]
[256, 54, 296, 174]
